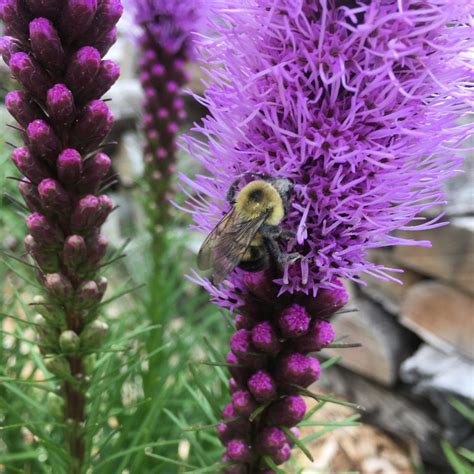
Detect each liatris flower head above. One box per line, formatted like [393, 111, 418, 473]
[129, 0, 203, 229]
[1, 0, 122, 468]
[183, 0, 473, 471]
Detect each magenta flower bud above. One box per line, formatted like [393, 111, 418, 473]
[5, 91, 43, 128]
[29, 18, 65, 72]
[295, 320, 335, 353]
[47, 84, 76, 127]
[276, 353, 320, 388]
[230, 329, 252, 358]
[71, 100, 113, 153]
[26, 213, 63, 247]
[38, 179, 70, 214]
[222, 456, 246, 474]
[251, 321, 281, 354]
[270, 443, 291, 465]
[85, 0, 123, 43]
[267, 395, 306, 427]
[26, 120, 61, 163]
[217, 423, 233, 443]
[232, 390, 257, 418]
[59, 0, 98, 42]
[96, 195, 113, 226]
[57, 149, 83, 185]
[0, 36, 21, 65]
[45, 273, 73, 300]
[25, 0, 63, 18]
[221, 403, 251, 436]
[0, 0, 29, 39]
[24, 235, 59, 272]
[306, 285, 349, 318]
[286, 427, 300, 447]
[9, 52, 52, 100]
[278, 304, 311, 338]
[63, 235, 87, 271]
[235, 314, 256, 330]
[75, 280, 100, 309]
[79, 60, 120, 102]
[226, 351, 247, 384]
[11, 147, 50, 183]
[19, 179, 42, 212]
[248, 370, 277, 403]
[96, 276, 108, 298]
[229, 378, 240, 393]
[94, 26, 117, 56]
[86, 234, 108, 267]
[226, 439, 251, 463]
[65, 46, 101, 95]
[256, 427, 286, 454]
[71, 195, 100, 232]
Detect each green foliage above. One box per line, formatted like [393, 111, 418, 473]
[442, 399, 474, 474]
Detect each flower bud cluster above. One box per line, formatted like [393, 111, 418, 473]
[131, 0, 201, 222]
[218, 271, 348, 472]
[1, 0, 122, 365]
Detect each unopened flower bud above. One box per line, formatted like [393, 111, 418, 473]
[257, 427, 286, 454]
[305, 284, 349, 318]
[45, 273, 73, 301]
[230, 329, 264, 369]
[0, 36, 22, 65]
[80, 320, 109, 349]
[59, 0, 98, 43]
[226, 439, 251, 462]
[235, 314, 255, 330]
[25, 0, 63, 18]
[71, 100, 113, 153]
[57, 148, 83, 185]
[26, 119, 61, 164]
[29, 17, 65, 72]
[84, 0, 123, 44]
[45, 356, 71, 379]
[5, 90, 43, 128]
[75, 280, 100, 309]
[266, 395, 306, 427]
[19, 179, 42, 212]
[278, 304, 311, 338]
[47, 84, 76, 127]
[12, 147, 50, 183]
[251, 321, 281, 354]
[78, 152, 111, 193]
[270, 443, 291, 465]
[26, 213, 63, 247]
[0, 0, 29, 40]
[79, 60, 120, 103]
[25, 234, 59, 273]
[231, 389, 258, 418]
[96, 276, 108, 298]
[63, 235, 87, 271]
[38, 178, 71, 214]
[65, 46, 101, 94]
[9, 52, 52, 100]
[94, 26, 117, 56]
[275, 353, 320, 388]
[59, 330, 80, 353]
[248, 370, 277, 402]
[87, 235, 108, 267]
[295, 320, 335, 353]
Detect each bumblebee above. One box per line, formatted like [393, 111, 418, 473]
[197, 173, 296, 283]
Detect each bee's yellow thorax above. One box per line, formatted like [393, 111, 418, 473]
[235, 180, 285, 225]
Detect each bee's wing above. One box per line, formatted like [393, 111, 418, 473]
[198, 209, 267, 283]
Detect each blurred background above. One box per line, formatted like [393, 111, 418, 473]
[0, 16, 472, 474]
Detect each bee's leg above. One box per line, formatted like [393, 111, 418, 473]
[280, 229, 296, 240]
[260, 224, 282, 239]
[226, 177, 242, 204]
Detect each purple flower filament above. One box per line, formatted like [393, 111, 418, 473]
[1, 0, 122, 470]
[183, 0, 473, 471]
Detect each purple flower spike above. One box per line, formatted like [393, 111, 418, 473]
[186, 0, 472, 470]
[226, 439, 251, 463]
[129, 0, 202, 230]
[1, 1, 122, 468]
[278, 305, 311, 338]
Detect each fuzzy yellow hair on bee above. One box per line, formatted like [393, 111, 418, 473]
[234, 180, 285, 225]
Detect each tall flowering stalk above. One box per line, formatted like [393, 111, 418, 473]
[183, 0, 473, 472]
[0, 0, 122, 471]
[131, 0, 201, 240]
